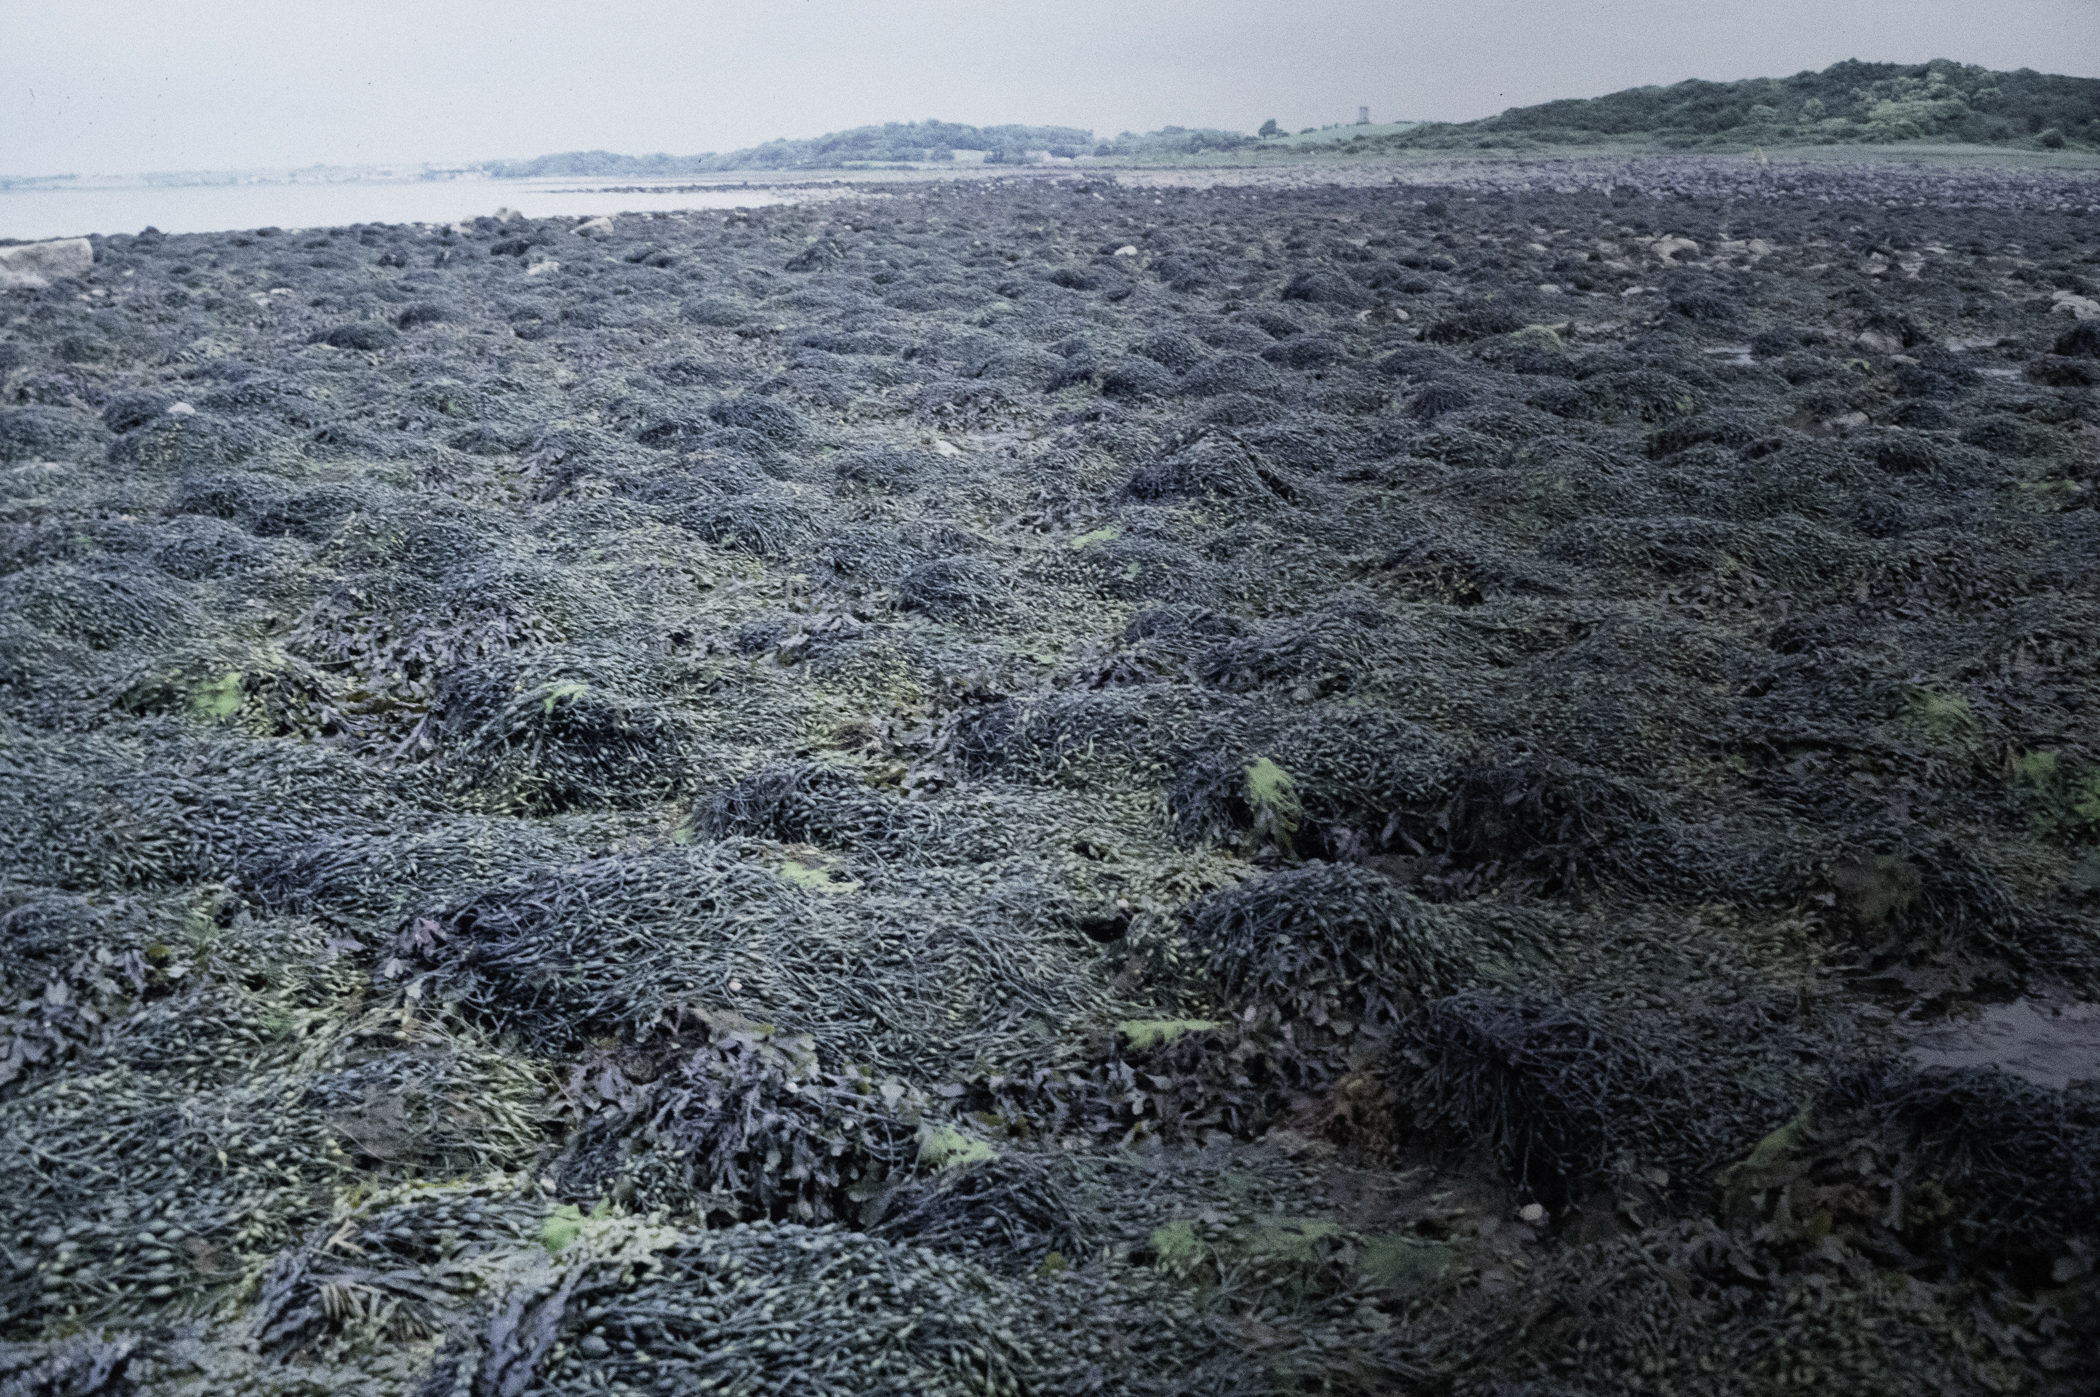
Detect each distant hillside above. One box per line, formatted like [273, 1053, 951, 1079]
[1382, 59, 2100, 152]
[470, 61, 2100, 181]
[482, 121, 1096, 177]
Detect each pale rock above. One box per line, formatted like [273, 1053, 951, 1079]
[0, 238, 94, 290]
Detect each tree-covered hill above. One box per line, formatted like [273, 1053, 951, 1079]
[481, 120, 1096, 177]
[1380, 59, 2099, 152]
[473, 60, 2100, 179]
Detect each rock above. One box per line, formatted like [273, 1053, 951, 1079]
[572, 217, 614, 237]
[0, 238, 94, 289]
[2050, 292, 2100, 321]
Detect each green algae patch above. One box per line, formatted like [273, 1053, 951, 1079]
[1248, 1217, 1345, 1263]
[189, 670, 245, 723]
[1903, 688, 1976, 745]
[540, 680, 592, 714]
[1359, 1233, 1451, 1294]
[1118, 1018, 1221, 1050]
[778, 859, 861, 894]
[1150, 1220, 1204, 1271]
[919, 1126, 997, 1169]
[2010, 749, 2100, 837]
[541, 1204, 585, 1256]
[1715, 1105, 1815, 1219]
[1244, 757, 1303, 857]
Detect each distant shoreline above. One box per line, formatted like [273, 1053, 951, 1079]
[6, 148, 2096, 242]
[8, 139, 2099, 197]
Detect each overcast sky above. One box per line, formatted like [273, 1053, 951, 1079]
[5, 0, 2099, 176]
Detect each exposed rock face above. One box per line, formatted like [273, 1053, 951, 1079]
[0, 237, 93, 289]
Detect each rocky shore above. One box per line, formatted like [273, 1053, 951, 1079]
[2, 154, 2097, 1394]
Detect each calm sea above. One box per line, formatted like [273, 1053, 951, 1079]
[0, 176, 806, 241]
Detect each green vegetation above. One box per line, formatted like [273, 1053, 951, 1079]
[539, 1203, 585, 1254]
[2012, 750, 2100, 839]
[482, 120, 1095, 177]
[475, 60, 2097, 181]
[188, 669, 244, 723]
[1373, 59, 2100, 152]
[1117, 1018, 1222, 1050]
[1903, 687, 1978, 746]
[917, 1126, 998, 1169]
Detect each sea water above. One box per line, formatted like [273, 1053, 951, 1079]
[0, 175, 805, 241]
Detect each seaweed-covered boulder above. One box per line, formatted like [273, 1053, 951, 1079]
[0, 406, 97, 462]
[1423, 307, 1526, 343]
[99, 391, 177, 434]
[1281, 269, 1371, 307]
[1184, 861, 1476, 1018]
[552, 1030, 922, 1222]
[306, 323, 398, 351]
[1261, 336, 1345, 370]
[444, 677, 686, 814]
[1125, 429, 1293, 502]
[1100, 356, 1178, 399]
[898, 554, 1005, 620]
[1396, 992, 1634, 1204]
[1129, 331, 1210, 373]
[0, 562, 190, 650]
[692, 761, 871, 844]
[1432, 759, 1667, 893]
[1810, 1064, 2100, 1262]
[2053, 319, 2100, 359]
[107, 413, 271, 472]
[1181, 352, 1287, 398]
[709, 394, 804, 444]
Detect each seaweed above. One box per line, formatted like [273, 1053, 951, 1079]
[4, 159, 2098, 1392]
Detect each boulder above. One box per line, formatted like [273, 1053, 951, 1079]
[0, 238, 93, 289]
[2050, 292, 2099, 321]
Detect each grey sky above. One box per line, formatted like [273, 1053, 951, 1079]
[6, 0, 2099, 176]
